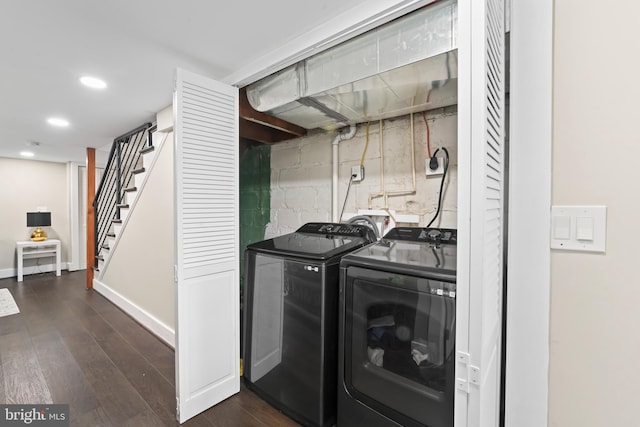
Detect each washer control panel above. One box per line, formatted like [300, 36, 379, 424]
[297, 222, 376, 239]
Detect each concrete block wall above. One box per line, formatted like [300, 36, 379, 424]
[267, 108, 457, 237]
[266, 130, 333, 237]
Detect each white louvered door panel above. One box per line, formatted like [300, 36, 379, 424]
[456, 0, 506, 426]
[174, 69, 239, 424]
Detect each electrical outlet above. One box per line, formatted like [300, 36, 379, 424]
[425, 157, 444, 176]
[351, 165, 364, 182]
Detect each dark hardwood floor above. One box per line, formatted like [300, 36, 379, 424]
[0, 270, 299, 427]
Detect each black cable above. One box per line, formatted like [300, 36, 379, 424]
[339, 174, 355, 223]
[426, 147, 449, 228]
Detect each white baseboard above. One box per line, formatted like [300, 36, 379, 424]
[92, 278, 175, 348]
[0, 263, 70, 280]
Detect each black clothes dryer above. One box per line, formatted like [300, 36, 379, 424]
[338, 227, 457, 427]
[244, 222, 377, 427]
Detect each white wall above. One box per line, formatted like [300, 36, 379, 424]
[550, 2, 640, 426]
[0, 157, 70, 277]
[98, 133, 175, 343]
[268, 110, 457, 237]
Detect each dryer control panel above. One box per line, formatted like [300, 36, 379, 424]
[383, 227, 457, 245]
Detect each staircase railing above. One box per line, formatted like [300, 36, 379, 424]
[93, 122, 154, 267]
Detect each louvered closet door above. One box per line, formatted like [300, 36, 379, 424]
[455, 0, 506, 426]
[174, 69, 239, 424]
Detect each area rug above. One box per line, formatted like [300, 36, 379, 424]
[0, 288, 20, 317]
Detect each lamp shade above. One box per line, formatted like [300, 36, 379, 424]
[27, 212, 51, 227]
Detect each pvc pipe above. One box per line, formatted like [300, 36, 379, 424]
[368, 119, 385, 208]
[332, 125, 357, 222]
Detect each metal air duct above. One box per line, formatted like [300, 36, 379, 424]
[246, 0, 458, 130]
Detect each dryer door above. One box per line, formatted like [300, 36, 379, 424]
[343, 266, 456, 427]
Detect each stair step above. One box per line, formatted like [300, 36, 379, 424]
[107, 232, 116, 238]
[101, 243, 109, 249]
[113, 222, 123, 234]
[116, 204, 129, 209]
[112, 219, 122, 224]
[95, 255, 104, 261]
[124, 192, 136, 205]
[123, 187, 137, 205]
[134, 169, 146, 189]
[142, 145, 156, 169]
[140, 145, 155, 155]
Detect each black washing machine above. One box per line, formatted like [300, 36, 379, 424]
[338, 227, 457, 427]
[244, 222, 377, 427]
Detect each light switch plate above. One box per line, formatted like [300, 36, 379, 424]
[550, 205, 606, 252]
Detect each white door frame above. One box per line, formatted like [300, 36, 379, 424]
[68, 161, 82, 271]
[505, 0, 553, 425]
[69, 162, 105, 272]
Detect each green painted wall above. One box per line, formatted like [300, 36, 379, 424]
[239, 139, 271, 299]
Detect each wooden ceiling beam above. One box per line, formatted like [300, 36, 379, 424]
[239, 87, 307, 138]
[239, 118, 299, 144]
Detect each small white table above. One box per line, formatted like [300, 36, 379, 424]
[16, 239, 61, 282]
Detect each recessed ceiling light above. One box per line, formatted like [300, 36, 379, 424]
[80, 76, 107, 89]
[20, 151, 35, 157]
[47, 117, 69, 127]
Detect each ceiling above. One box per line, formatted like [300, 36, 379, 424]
[0, 0, 378, 165]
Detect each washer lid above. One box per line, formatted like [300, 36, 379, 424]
[247, 232, 371, 260]
[344, 227, 457, 277]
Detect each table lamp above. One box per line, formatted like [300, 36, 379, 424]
[27, 212, 51, 242]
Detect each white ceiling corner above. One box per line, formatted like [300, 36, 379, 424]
[1, 0, 406, 165]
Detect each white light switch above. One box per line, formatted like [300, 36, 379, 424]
[576, 216, 594, 241]
[553, 216, 571, 240]
[550, 206, 606, 253]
